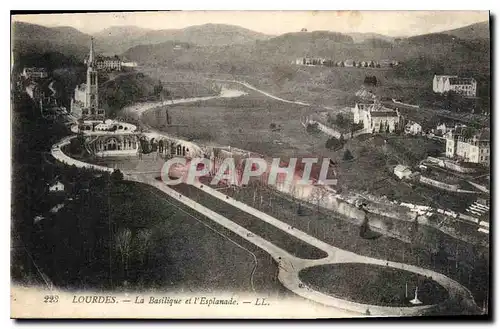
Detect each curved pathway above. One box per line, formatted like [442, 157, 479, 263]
[51, 135, 479, 316]
[50, 85, 480, 316]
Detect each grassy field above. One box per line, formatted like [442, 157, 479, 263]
[209, 179, 488, 306]
[141, 88, 480, 215]
[170, 183, 328, 260]
[142, 91, 332, 159]
[299, 263, 448, 307]
[29, 179, 287, 295]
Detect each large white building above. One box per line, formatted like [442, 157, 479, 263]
[352, 102, 401, 133]
[21, 67, 48, 79]
[445, 128, 490, 166]
[85, 55, 122, 71]
[433, 75, 477, 97]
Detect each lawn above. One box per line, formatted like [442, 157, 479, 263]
[169, 182, 328, 260]
[209, 178, 488, 307]
[299, 263, 448, 307]
[29, 178, 286, 295]
[141, 91, 332, 159]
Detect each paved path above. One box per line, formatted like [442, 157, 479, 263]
[51, 84, 480, 316]
[51, 136, 478, 316]
[122, 87, 247, 119]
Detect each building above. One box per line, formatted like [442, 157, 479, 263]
[344, 60, 355, 67]
[71, 38, 105, 121]
[432, 75, 477, 97]
[435, 123, 466, 136]
[352, 102, 401, 133]
[295, 57, 326, 66]
[121, 61, 138, 68]
[48, 181, 65, 192]
[21, 67, 48, 79]
[85, 55, 122, 71]
[405, 121, 422, 135]
[394, 165, 412, 180]
[445, 128, 490, 166]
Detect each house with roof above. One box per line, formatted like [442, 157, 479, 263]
[445, 128, 490, 166]
[405, 121, 422, 135]
[21, 67, 48, 80]
[352, 102, 401, 133]
[433, 75, 477, 97]
[48, 181, 65, 192]
[394, 165, 412, 180]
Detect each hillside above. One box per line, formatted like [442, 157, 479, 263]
[12, 22, 90, 60]
[347, 32, 394, 43]
[94, 23, 271, 54]
[439, 21, 490, 40]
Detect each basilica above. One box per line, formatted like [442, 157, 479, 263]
[70, 37, 105, 121]
[71, 38, 139, 156]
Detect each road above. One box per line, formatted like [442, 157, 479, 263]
[50, 81, 480, 316]
[51, 143, 479, 316]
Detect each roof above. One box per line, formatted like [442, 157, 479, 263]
[434, 75, 457, 80]
[448, 77, 476, 85]
[371, 111, 398, 117]
[394, 164, 411, 173]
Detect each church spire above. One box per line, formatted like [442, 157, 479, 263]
[88, 37, 94, 67]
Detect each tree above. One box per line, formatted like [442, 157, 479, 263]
[309, 186, 330, 214]
[269, 122, 276, 130]
[135, 228, 153, 265]
[115, 228, 132, 278]
[111, 169, 124, 182]
[297, 203, 304, 216]
[153, 79, 163, 97]
[325, 137, 342, 150]
[306, 122, 320, 134]
[336, 113, 345, 125]
[343, 149, 354, 161]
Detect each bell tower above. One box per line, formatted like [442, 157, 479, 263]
[82, 37, 105, 121]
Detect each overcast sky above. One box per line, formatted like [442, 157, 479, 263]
[12, 11, 489, 37]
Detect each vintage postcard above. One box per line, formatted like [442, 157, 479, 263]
[10, 10, 490, 319]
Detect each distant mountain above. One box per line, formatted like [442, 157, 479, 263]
[95, 23, 272, 54]
[93, 26, 154, 55]
[404, 33, 459, 45]
[347, 32, 394, 43]
[359, 38, 394, 48]
[160, 23, 272, 45]
[248, 31, 355, 59]
[93, 25, 153, 39]
[439, 21, 490, 40]
[12, 22, 91, 60]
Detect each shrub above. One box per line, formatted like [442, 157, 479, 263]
[111, 169, 124, 181]
[343, 149, 354, 161]
[325, 137, 343, 151]
[306, 122, 320, 134]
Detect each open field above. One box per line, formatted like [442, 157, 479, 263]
[27, 179, 286, 295]
[169, 182, 328, 260]
[141, 91, 333, 159]
[206, 179, 488, 306]
[300, 263, 448, 307]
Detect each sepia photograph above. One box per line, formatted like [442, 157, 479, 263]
[9, 10, 491, 319]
